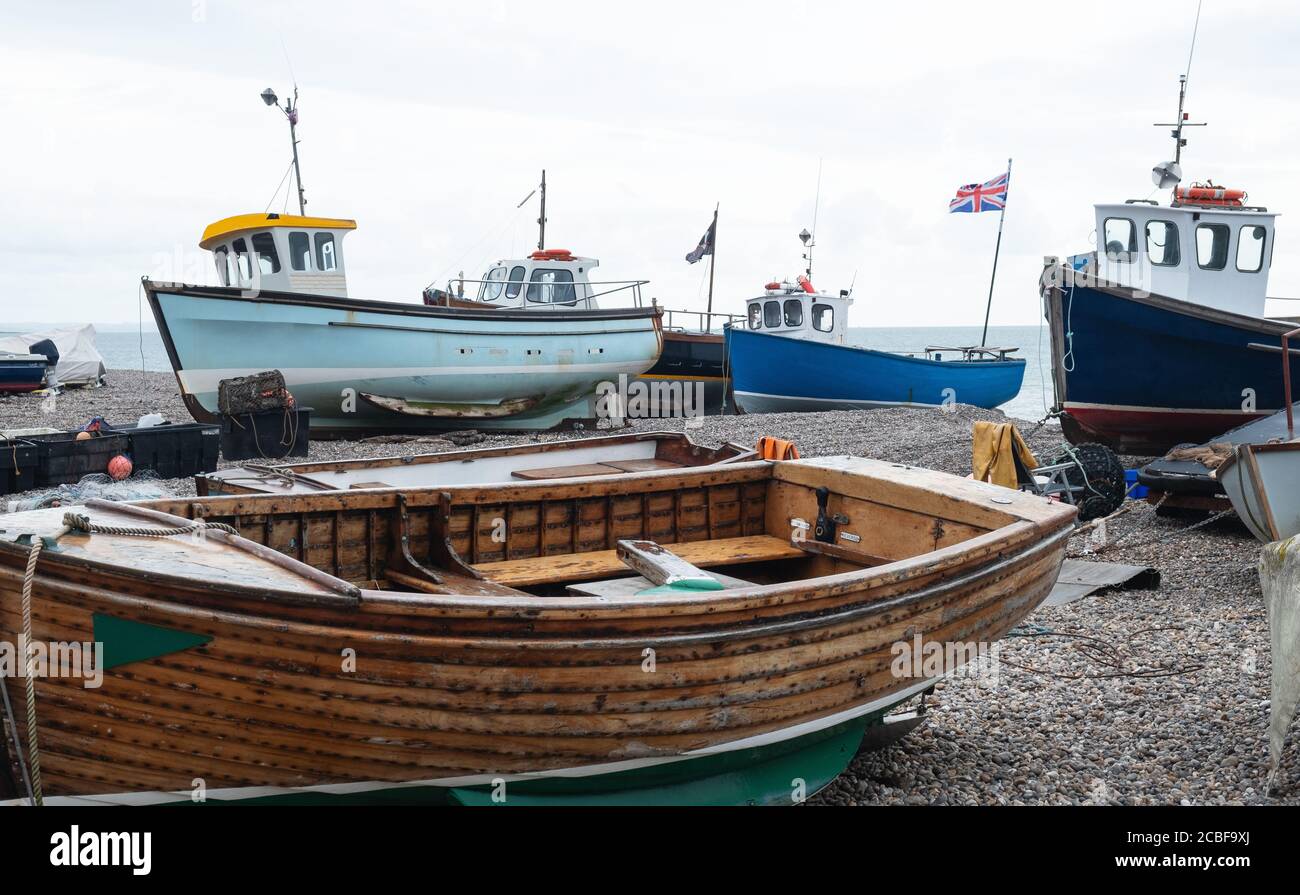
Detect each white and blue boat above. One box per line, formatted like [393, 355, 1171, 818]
[726, 276, 1025, 414]
[146, 212, 664, 434]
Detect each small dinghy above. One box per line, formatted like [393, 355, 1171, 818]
[0, 456, 1075, 806]
[196, 431, 753, 496]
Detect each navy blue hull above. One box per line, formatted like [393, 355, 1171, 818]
[0, 360, 47, 393]
[726, 328, 1025, 413]
[1046, 280, 1300, 454]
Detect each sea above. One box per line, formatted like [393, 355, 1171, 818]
[22, 323, 1057, 423]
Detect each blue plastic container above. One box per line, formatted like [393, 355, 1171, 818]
[1125, 469, 1149, 500]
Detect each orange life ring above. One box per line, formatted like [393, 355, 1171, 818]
[796, 275, 816, 295]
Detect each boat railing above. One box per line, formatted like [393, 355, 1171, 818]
[923, 345, 1021, 362]
[433, 278, 652, 307]
[661, 309, 744, 335]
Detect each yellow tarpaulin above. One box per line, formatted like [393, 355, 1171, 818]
[972, 421, 1039, 489]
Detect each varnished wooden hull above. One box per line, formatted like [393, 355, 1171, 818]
[0, 457, 1075, 805]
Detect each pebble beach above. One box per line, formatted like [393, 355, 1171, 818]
[1, 369, 1295, 805]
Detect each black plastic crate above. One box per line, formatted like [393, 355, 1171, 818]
[219, 408, 311, 461]
[123, 423, 221, 479]
[24, 431, 131, 486]
[0, 439, 40, 496]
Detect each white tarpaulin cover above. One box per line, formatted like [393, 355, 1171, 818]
[1260, 536, 1300, 793]
[0, 325, 106, 386]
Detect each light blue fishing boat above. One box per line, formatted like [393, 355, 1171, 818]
[146, 213, 663, 434]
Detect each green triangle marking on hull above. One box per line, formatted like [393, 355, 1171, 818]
[93, 613, 214, 670]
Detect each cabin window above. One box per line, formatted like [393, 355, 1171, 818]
[315, 232, 337, 271]
[527, 268, 577, 304]
[748, 303, 763, 329]
[289, 232, 311, 271]
[1237, 225, 1267, 273]
[813, 304, 834, 332]
[1145, 220, 1180, 267]
[251, 232, 280, 275]
[505, 265, 526, 300]
[231, 238, 252, 282]
[784, 299, 803, 327]
[481, 266, 507, 301]
[763, 301, 782, 328]
[1196, 224, 1230, 270]
[1103, 218, 1136, 263]
[213, 246, 232, 286]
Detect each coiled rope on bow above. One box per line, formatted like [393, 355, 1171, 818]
[61, 512, 237, 539]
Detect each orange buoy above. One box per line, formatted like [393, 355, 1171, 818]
[107, 455, 133, 481]
[796, 275, 816, 295]
[75, 431, 93, 441]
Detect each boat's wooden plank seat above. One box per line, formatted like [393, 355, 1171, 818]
[511, 463, 628, 480]
[602, 459, 686, 473]
[511, 458, 688, 480]
[474, 535, 804, 588]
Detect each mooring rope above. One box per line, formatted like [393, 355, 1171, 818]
[61, 513, 237, 539]
[20, 540, 44, 806]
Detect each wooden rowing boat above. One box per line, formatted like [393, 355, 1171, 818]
[195, 431, 753, 497]
[0, 456, 1076, 805]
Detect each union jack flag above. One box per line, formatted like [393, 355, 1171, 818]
[949, 171, 1009, 213]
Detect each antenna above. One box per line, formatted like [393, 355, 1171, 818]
[1151, 1, 1206, 189]
[537, 170, 548, 252]
[801, 159, 823, 279]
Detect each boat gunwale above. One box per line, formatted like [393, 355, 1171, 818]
[6, 521, 1073, 648]
[1, 458, 1077, 621]
[142, 279, 665, 324]
[197, 430, 745, 490]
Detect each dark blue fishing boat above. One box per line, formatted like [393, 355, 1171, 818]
[726, 278, 1024, 413]
[0, 353, 48, 393]
[1043, 76, 1300, 454]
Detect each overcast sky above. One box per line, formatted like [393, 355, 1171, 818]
[3, 0, 1298, 329]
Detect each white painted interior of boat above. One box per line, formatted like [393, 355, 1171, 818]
[213, 439, 668, 494]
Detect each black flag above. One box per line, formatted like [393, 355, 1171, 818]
[685, 217, 715, 264]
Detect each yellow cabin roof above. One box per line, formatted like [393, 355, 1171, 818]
[200, 213, 358, 250]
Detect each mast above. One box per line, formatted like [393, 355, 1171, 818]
[979, 158, 1011, 349]
[537, 169, 548, 252]
[288, 88, 305, 215]
[261, 85, 306, 215]
[706, 204, 718, 317]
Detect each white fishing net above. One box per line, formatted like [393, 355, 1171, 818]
[1260, 536, 1300, 793]
[3, 471, 173, 514]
